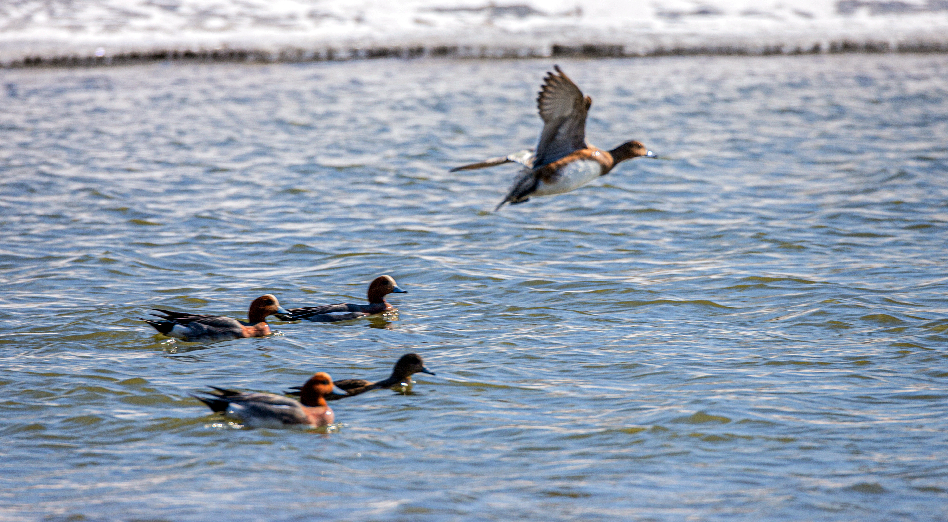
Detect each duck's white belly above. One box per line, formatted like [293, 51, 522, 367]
[532, 159, 603, 196]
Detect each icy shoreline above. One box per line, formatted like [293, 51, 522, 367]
[3, 0, 948, 67]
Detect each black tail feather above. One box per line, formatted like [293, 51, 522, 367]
[191, 393, 229, 413]
[192, 386, 243, 413]
[207, 386, 241, 397]
[141, 318, 175, 335]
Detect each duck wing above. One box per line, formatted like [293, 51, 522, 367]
[449, 150, 535, 172]
[195, 388, 292, 411]
[326, 378, 376, 400]
[145, 312, 244, 340]
[150, 309, 218, 324]
[279, 304, 364, 322]
[533, 66, 590, 169]
[196, 389, 310, 425]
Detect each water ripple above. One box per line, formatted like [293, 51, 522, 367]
[0, 55, 947, 521]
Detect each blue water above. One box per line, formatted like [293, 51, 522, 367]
[1, 55, 947, 521]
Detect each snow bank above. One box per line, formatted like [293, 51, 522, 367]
[2, 0, 947, 66]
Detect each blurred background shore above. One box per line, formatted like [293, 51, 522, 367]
[3, 0, 948, 67]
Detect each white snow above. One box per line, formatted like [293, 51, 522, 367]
[1, 0, 947, 65]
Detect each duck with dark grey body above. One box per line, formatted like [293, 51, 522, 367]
[278, 275, 407, 322]
[142, 294, 289, 342]
[451, 65, 656, 210]
[193, 372, 347, 428]
[286, 353, 435, 400]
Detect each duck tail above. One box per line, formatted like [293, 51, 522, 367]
[192, 386, 244, 413]
[141, 318, 175, 335]
[495, 196, 531, 211]
[191, 393, 230, 413]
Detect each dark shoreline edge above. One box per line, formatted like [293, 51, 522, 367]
[6, 39, 948, 69]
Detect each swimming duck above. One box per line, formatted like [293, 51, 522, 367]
[193, 372, 346, 428]
[451, 65, 656, 210]
[142, 294, 289, 342]
[286, 353, 435, 400]
[278, 275, 406, 322]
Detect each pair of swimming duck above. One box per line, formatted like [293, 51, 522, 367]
[141, 275, 405, 342]
[193, 353, 434, 429]
[452, 65, 656, 210]
[142, 275, 421, 428]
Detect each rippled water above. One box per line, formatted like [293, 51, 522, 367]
[2, 55, 947, 521]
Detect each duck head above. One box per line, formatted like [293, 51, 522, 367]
[394, 353, 435, 378]
[610, 140, 656, 164]
[247, 294, 290, 324]
[367, 275, 407, 304]
[298, 372, 348, 406]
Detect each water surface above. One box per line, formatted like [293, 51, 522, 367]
[1, 55, 947, 521]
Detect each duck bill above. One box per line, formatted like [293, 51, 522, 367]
[276, 306, 292, 316]
[419, 367, 435, 376]
[391, 286, 407, 294]
[330, 385, 349, 397]
[645, 150, 657, 158]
